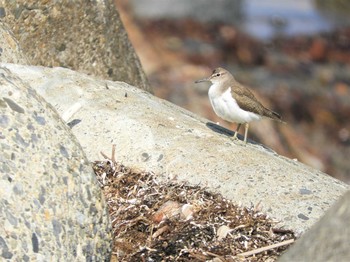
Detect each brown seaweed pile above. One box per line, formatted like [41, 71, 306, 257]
[93, 148, 295, 261]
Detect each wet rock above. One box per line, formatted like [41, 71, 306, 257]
[309, 38, 328, 62]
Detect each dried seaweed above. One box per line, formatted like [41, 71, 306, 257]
[93, 148, 295, 261]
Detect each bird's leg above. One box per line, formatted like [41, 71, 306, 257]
[233, 124, 241, 140]
[244, 123, 249, 143]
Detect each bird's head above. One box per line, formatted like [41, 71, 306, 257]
[195, 67, 232, 84]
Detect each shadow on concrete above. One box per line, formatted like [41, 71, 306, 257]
[205, 122, 272, 150]
[206, 122, 235, 137]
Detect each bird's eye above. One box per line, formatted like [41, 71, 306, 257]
[216, 73, 220, 77]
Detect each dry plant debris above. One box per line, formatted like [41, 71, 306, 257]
[93, 149, 295, 261]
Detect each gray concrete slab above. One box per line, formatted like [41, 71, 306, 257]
[0, 66, 111, 260]
[3, 63, 349, 236]
[279, 190, 350, 261]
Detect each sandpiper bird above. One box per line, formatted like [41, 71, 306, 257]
[195, 67, 283, 143]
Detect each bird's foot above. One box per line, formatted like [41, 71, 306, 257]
[231, 133, 246, 145]
[231, 132, 239, 141]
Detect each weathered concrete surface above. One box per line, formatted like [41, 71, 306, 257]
[3, 63, 349, 236]
[0, 0, 150, 91]
[0, 66, 111, 260]
[0, 21, 28, 64]
[279, 190, 350, 262]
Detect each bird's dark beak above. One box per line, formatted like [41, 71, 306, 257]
[194, 77, 209, 84]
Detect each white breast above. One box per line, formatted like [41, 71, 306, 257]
[208, 84, 261, 124]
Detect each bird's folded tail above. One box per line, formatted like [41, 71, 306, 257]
[264, 109, 286, 124]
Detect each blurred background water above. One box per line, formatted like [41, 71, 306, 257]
[130, 0, 350, 39]
[115, 0, 350, 183]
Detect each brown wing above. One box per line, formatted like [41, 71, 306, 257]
[233, 82, 258, 100]
[231, 83, 266, 115]
[231, 82, 282, 121]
